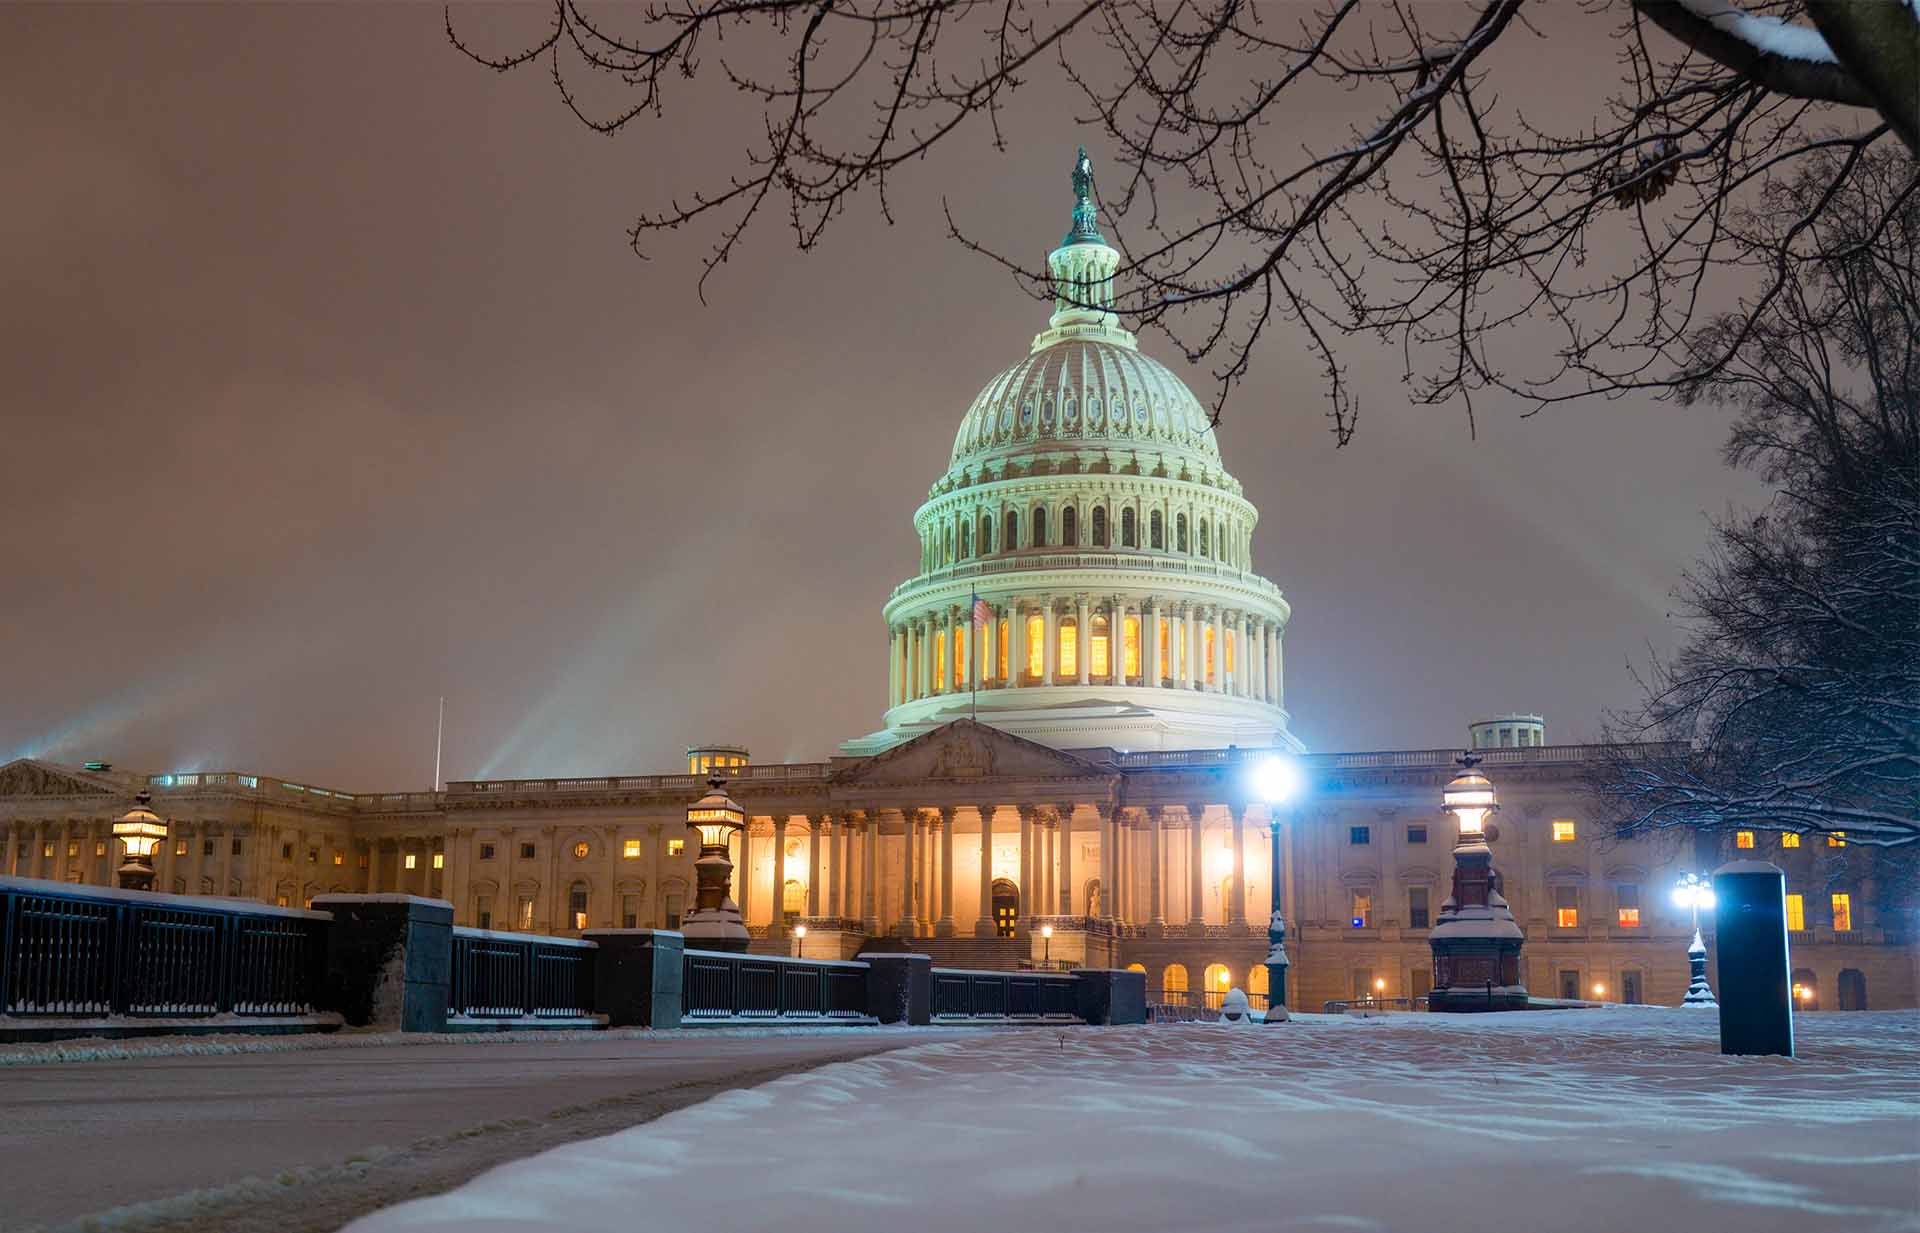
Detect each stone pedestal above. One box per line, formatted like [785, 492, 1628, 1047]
[1427, 841, 1527, 1013]
[314, 894, 453, 1033]
[1714, 860, 1793, 1057]
[1073, 967, 1146, 1025]
[859, 951, 931, 1024]
[581, 929, 684, 1028]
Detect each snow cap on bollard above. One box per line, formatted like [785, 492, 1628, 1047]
[1221, 987, 1252, 1023]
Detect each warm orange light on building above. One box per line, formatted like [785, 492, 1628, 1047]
[1786, 893, 1805, 931]
[1831, 893, 1852, 931]
[1090, 615, 1110, 678]
[1781, 832, 1801, 848]
[1123, 615, 1140, 678]
[1617, 907, 1640, 927]
[1026, 614, 1044, 678]
[1557, 907, 1579, 928]
[1058, 619, 1077, 677]
[1736, 831, 1755, 849]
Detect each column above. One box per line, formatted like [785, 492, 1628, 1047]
[220, 826, 236, 897]
[1150, 805, 1166, 927]
[907, 622, 921, 701]
[3, 822, 16, 878]
[1041, 820, 1054, 914]
[1211, 606, 1226, 693]
[1248, 618, 1264, 702]
[1075, 594, 1091, 686]
[888, 628, 900, 706]
[1010, 599, 1027, 685]
[1146, 599, 1162, 687]
[900, 810, 917, 934]
[772, 815, 789, 933]
[1058, 808, 1075, 916]
[1180, 605, 1197, 689]
[975, 805, 995, 937]
[1018, 807, 1034, 926]
[935, 807, 954, 935]
[1097, 806, 1115, 920]
[919, 814, 935, 933]
[1042, 600, 1058, 684]
[1188, 804, 1206, 928]
[1230, 802, 1248, 925]
[1271, 626, 1285, 709]
[806, 817, 823, 918]
[738, 824, 755, 926]
[860, 812, 879, 931]
[822, 815, 839, 919]
[1113, 813, 1128, 923]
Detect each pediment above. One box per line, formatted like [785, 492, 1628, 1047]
[0, 758, 119, 799]
[832, 720, 1111, 790]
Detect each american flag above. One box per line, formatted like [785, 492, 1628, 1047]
[972, 592, 992, 628]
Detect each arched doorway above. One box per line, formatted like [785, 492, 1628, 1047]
[1792, 967, 1820, 1011]
[991, 878, 1019, 938]
[1247, 963, 1269, 1000]
[1838, 968, 1867, 1010]
[1203, 963, 1233, 1003]
[1161, 963, 1189, 997]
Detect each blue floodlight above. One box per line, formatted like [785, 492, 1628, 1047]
[1252, 755, 1302, 805]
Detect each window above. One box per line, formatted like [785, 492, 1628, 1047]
[959, 520, 971, 559]
[1551, 820, 1576, 842]
[1225, 631, 1235, 675]
[1349, 826, 1371, 846]
[520, 842, 536, 859]
[997, 617, 1009, 680]
[1121, 507, 1137, 547]
[569, 883, 589, 930]
[1781, 832, 1801, 849]
[475, 895, 493, 930]
[1616, 884, 1641, 927]
[1058, 618, 1078, 677]
[1198, 519, 1210, 557]
[933, 630, 946, 687]
[1090, 615, 1110, 678]
[1204, 626, 1216, 684]
[308, 847, 319, 864]
[1409, 886, 1431, 929]
[573, 840, 590, 859]
[432, 852, 444, 870]
[953, 624, 967, 689]
[276, 895, 290, 908]
[1736, 831, 1755, 849]
[943, 525, 953, 563]
[94, 840, 106, 857]
[332, 850, 344, 866]
[1061, 505, 1078, 547]
[623, 838, 642, 859]
[1351, 892, 1371, 927]
[1022, 613, 1043, 678]
[517, 895, 535, 930]
[978, 513, 993, 555]
[479, 843, 496, 860]
[1150, 509, 1164, 549]
[404, 853, 418, 870]
[41, 842, 53, 859]
[1828, 832, 1847, 847]
[1407, 824, 1428, 845]
[175, 839, 189, 857]
[1831, 893, 1852, 931]
[1005, 510, 1018, 550]
[66, 841, 78, 858]
[1158, 618, 1171, 681]
[621, 894, 640, 929]
[203, 839, 215, 857]
[665, 892, 684, 929]
[281, 842, 293, 860]
[1554, 885, 1579, 928]
[1091, 505, 1108, 547]
[1176, 513, 1188, 553]
[1032, 506, 1048, 545]
[1123, 615, 1141, 678]
[1161, 963, 1189, 994]
[1786, 893, 1806, 931]
[667, 838, 686, 857]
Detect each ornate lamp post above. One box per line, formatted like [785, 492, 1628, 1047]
[1672, 872, 1719, 1008]
[1040, 922, 1053, 968]
[681, 777, 750, 952]
[112, 791, 169, 891]
[1428, 753, 1528, 1012]
[792, 922, 807, 959]
[1253, 755, 1300, 1023]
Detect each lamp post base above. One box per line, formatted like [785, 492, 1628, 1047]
[681, 902, 750, 953]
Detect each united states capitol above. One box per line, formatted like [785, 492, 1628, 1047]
[2, 158, 1908, 1014]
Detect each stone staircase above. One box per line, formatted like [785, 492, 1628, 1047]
[905, 936, 1027, 971]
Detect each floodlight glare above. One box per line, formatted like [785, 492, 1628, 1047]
[1253, 755, 1301, 805]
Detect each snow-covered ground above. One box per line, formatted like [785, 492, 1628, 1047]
[349, 1007, 1920, 1233]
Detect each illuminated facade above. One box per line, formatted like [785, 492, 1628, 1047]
[0, 154, 1911, 1012]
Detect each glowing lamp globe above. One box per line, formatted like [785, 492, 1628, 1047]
[1252, 755, 1301, 805]
[1441, 757, 1498, 838]
[685, 781, 746, 850]
[1671, 872, 1716, 912]
[113, 792, 168, 859]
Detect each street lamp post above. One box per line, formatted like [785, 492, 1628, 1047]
[1253, 755, 1300, 1023]
[1672, 872, 1719, 1008]
[1040, 923, 1053, 969]
[681, 777, 750, 952]
[111, 791, 168, 892]
[792, 923, 807, 959]
[1427, 753, 1528, 1012]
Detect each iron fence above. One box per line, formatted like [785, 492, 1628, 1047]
[448, 928, 596, 1019]
[0, 881, 326, 1018]
[681, 950, 870, 1020]
[930, 967, 1079, 1019]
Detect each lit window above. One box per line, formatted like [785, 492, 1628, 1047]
[174, 839, 188, 857]
[1831, 893, 1852, 931]
[1828, 832, 1846, 848]
[623, 838, 642, 859]
[934, 630, 946, 687]
[1225, 630, 1235, 674]
[1554, 885, 1579, 928]
[1786, 894, 1805, 931]
[1351, 892, 1370, 927]
[997, 618, 1009, 680]
[517, 896, 535, 930]
[358, 851, 369, 868]
[1090, 615, 1110, 678]
[1617, 884, 1640, 927]
[239, 775, 258, 788]
[276, 895, 289, 907]
[66, 841, 78, 858]
[432, 853, 444, 869]
[1122, 615, 1140, 678]
[1736, 831, 1755, 849]
[1781, 833, 1801, 849]
[1203, 626, 1216, 684]
[94, 840, 106, 857]
[1058, 618, 1077, 677]
[1551, 820, 1576, 842]
[668, 838, 686, 857]
[1026, 614, 1044, 679]
[307, 848, 319, 864]
[404, 853, 418, 870]
[953, 624, 967, 689]
[333, 851, 344, 866]
[573, 841, 590, 859]
[1157, 618, 1170, 681]
[1617, 907, 1641, 927]
[569, 884, 588, 930]
[41, 842, 52, 859]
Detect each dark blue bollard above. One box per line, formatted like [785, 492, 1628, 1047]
[1712, 860, 1794, 1057]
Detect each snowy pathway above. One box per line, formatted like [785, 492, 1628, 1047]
[350, 1008, 1920, 1233]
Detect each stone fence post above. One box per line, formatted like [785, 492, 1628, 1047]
[581, 929, 685, 1028]
[314, 894, 453, 1033]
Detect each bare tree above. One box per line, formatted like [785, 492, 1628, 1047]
[447, 0, 1917, 442]
[1591, 147, 1919, 849]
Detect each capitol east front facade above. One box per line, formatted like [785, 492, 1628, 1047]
[0, 157, 1910, 1013]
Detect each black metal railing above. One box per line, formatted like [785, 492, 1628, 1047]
[448, 928, 596, 1019]
[681, 950, 870, 1020]
[930, 967, 1079, 1019]
[1322, 996, 1424, 1014]
[0, 882, 326, 1018]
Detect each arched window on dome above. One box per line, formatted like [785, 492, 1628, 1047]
[1005, 510, 1019, 552]
[953, 624, 967, 690]
[1121, 507, 1137, 548]
[1091, 506, 1108, 548]
[1176, 513, 1189, 554]
[997, 616, 1009, 681]
[1149, 509, 1164, 550]
[1123, 614, 1141, 679]
[1198, 518, 1211, 558]
[1090, 614, 1110, 678]
[1057, 617, 1078, 680]
[933, 630, 946, 692]
[979, 513, 994, 555]
[1026, 613, 1044, 680]
[959, 520, 972, 560]
[944, 525, 954, 565]
[1032, 506, 1049, 547]
[1061, 506, 1078, 548]
[1204, 626, 1217, 686]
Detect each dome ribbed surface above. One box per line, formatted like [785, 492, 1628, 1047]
[948, 338, 1221, 472]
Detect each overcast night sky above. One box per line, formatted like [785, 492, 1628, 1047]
[0, 4, 1773, 789]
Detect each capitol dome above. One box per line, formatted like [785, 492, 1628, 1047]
[841, 149, 1300, 757]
